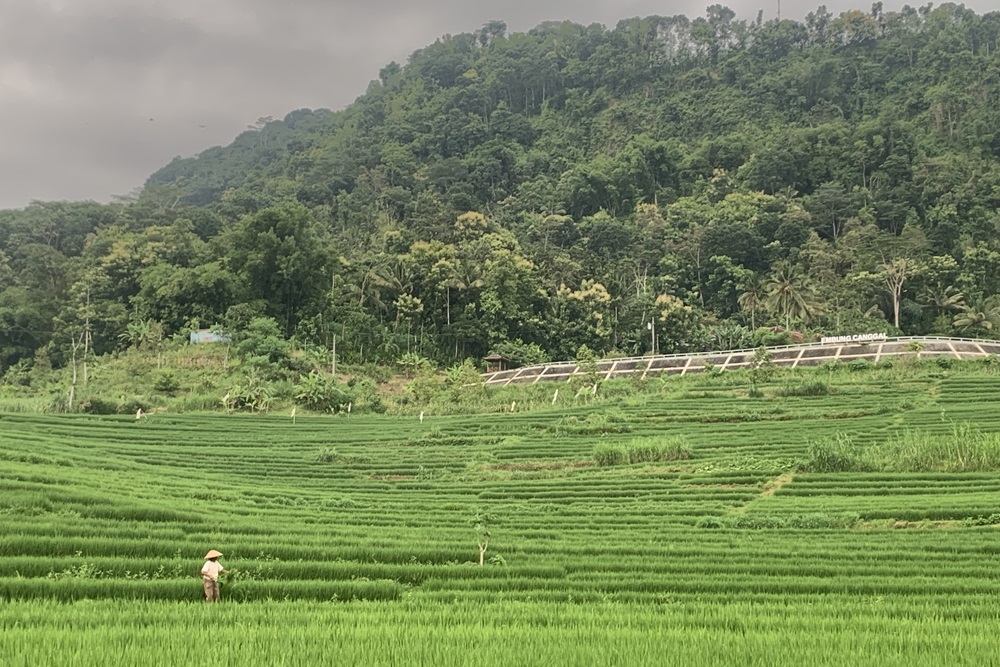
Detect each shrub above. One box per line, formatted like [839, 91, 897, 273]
[408, 371, 445, 405]
[78, 397, 118, 415]
[847, 359, 871, 372]
[2, 359, 32, 386]
[877, 424, 1000, 472]
[629, 436, 693, 463]
[168, 393, 218, 412]
[398, 353, 433, 377]
[294, 371, 353, 413]
[117, 398, 151, 415]
[799, 435, 868, 473]
[77, 396, 150, 415]
[446, 360, 485, 404]
[935, 356, 954, 369]
[775, 381, 830, 397]
[821, 359, 843, 373]
[963, 513, 1000, 527]
[574, 344, 601, 389]
[347, 377, 384, 413]
[489, 339, 549, 367]
[728, 514, 788, 529]
[152, 371, 181, 396]
[445, 360, 482, 388]
[594, 436, 692, 466]
[348, 364, 393, 384]
[801, 424, 1000, 473]
[226, 373, 274, 413]
[233, 317, 293, 378]
[593, 444, 628, 466]
[754, 328, 792, 347]
[314, 447, 338, 463]
[627, 441, 663, 463]
[747, 346, 775, 394]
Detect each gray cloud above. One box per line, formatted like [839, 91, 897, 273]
[1, 0, 996, 209]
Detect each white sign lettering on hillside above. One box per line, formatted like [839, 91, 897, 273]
[820, 333, 888, 345]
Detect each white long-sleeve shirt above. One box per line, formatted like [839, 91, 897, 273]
[201, 560, 224, 581]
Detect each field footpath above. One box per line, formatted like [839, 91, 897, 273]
[728, 472, 795, 515]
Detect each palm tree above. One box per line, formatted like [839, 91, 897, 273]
[921, 285, 965, 317]
[443, 257, 484, 327]
[344, 254, 393, 315]
[737, 273, 766, 330]
[764, 261, 818, 331]
[953, 296, 1000, 336]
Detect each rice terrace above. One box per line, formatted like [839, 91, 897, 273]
[4, 352, 1000, 665]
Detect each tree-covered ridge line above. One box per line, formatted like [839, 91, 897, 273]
[2, 3, 1000, 386]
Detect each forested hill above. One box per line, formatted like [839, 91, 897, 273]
[3, 4, 1000, 378]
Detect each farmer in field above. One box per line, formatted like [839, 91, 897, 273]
[201, 549, 228, 602]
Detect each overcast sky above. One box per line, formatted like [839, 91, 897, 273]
[1, 0, 995, 210]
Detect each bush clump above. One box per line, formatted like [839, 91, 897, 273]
[77, 396, 151, 415]
[593, 444, 628, 466]
[78, 397, 118, 415]
[294, 371, 353, 413]
[963, 513, 1000, 527]
[152, 370, 181, 396]
[799, 435, 870, 473]
[593, 436, 692, 466]
[800, 424, 1000, 473]
[775, 381, 830, 397]
[695, 516, 726, 529]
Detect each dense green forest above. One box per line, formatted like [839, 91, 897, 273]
[3, 3, 1000, 385]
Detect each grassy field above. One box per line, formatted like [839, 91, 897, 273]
[2, 367, 1000, 665]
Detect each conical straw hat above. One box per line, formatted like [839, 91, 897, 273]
[204, 549, 223, 559]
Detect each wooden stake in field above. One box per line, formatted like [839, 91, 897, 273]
[552, 389, 559, 405]
[510, 401, 516, 413]
[419, 411, 424, 424]
[291, 407, 296, 424]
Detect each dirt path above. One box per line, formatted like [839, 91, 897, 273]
[760, 472, 794, 498]
[728, 472, 794, 515]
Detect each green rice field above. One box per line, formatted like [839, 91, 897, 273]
[3, 369, 1000, 665]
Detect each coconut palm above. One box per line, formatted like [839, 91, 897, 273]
[737, 273, 766, 330]
[921, 285, 965, 318]
[953, 296, 1000, 336]
[764, 261, 819, 331]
